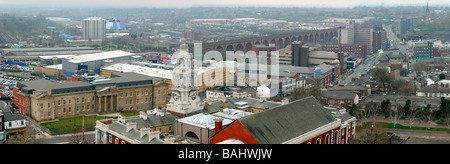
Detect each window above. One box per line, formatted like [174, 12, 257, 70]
[82, 97, 85, 103]
[316, 138, 321, 144]
[48, 103, 51, 108]
[137, 91, 139, 96]
[64, 100, 66, 105]
[58, 100, 61, 106]
[69, 99, 72, 104]
[115, 138, 119, 144]
[77, 98, 79, 103]
[137, 99, 139, 104]
[48, 111, 51, 117]
[121, 93, 123, 98]
[87, 105, 90, 110]
[130, 92, 133, 97]
[41, 104, 43, 109]
[109, 135, 112, 143]
[125, 92, 128, 97]
[334, 131, 339, 144]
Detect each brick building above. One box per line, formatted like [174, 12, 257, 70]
[13, 72, 169, 122]
[210, 96, 356, 144]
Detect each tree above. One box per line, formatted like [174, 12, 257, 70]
[349, 128, 390, 144]
[389, 105, 404, 128]
[380, 99, 391, 118]
[438, 97, 450, 131]
[371, 67, 390, 93]
[365, 102, 380, 126]
[439, 73, 446, 80]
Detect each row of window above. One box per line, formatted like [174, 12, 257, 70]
[121, 89, 166, 98]
[36, 104, 96, 118]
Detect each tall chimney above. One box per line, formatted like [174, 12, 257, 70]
[214, 117, 223, 134]
[338, 26, 342, 53]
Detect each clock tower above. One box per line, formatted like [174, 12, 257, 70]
[167, 38, 203, 117]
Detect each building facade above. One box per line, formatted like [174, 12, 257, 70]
[291, 41, 309, 67]
[414, 42, 433, 59]
[13, 72, 169, 122]
[209, 96, 356, 144]
[82, 17, 106, 41]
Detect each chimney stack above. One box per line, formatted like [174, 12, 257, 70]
[140, 111, 148, 120]
[126, 121, 137, 132]
[220, 106, 224, 112]
[140, 128, 150, 138]
[118, 114, 126, 123]
[214, 117, 223, 134]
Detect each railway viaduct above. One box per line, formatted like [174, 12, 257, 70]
[197, 27, 339, 54]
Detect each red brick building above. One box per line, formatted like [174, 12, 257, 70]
[210, 96, 356, 144]
[320, 44, 368, 59]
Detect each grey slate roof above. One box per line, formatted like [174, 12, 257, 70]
[106, 113, 180, 144]
[237, 96, 336, 144]
[203, 97, 281, 114]
[418, 85, 450, 93]
[322, 90, 358, 100]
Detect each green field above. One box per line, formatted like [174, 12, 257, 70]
[356, 122, 449, 132]
[41, 115, 114, 131]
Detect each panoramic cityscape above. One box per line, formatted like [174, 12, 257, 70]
[0, 0, 449, 150]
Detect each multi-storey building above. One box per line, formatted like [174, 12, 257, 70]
[82, 17, 106, 41]
[414, 42, 434, 59]
[13, 72, 169, 122]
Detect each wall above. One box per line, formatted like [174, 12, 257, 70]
[209, 121, 258, 144]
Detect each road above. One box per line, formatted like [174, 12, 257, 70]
[343, 53, 379, 85]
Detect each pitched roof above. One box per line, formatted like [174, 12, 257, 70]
[237, 96, 337, 144]
[418, 85, 450, 93]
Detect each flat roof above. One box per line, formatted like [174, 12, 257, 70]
[65, 50, 134, 63]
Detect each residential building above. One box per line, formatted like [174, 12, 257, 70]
[0, 109, 26, 142]
[13, 72, 169, 122]
[322, 91, 359, 109]
[82, 17, 106, 41]
[416, 85, 450, 98]
[209, 96, 356, 144]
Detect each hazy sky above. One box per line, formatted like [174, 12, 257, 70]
[0, 0, 447, 8]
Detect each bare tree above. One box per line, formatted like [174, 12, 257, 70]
[365, 102, 380, 127]
[406, 106, 419, 128]
[389, 105, 404, 128]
